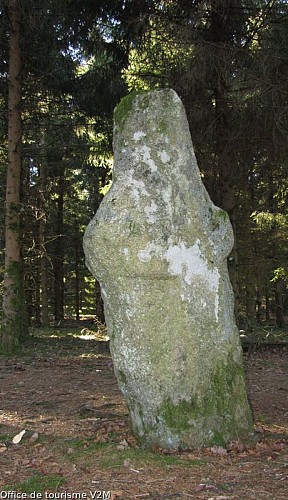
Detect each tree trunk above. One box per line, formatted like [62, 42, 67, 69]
[1, 0, 26, 353]
[275, 280, 285, 328]
[40, 240, 50, 326]
[39, 162, 50, 326]
[265, 291, 271, 323]
[240, 192, 257, 326]
[229, 214, 241, 318]
[34, 268, 41, 326]
[75, 239, 80, 321]
[53, 173, 65, 322]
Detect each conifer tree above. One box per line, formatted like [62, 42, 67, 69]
[1, 0, 26, 353]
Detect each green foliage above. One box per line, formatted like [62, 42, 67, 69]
[271, 267, 287, 284]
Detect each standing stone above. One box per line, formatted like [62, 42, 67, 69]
[83, 89, 254, 449]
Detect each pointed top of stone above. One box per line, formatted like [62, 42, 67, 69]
[113, 90, 191, 172]
[111, 89, 233, 260]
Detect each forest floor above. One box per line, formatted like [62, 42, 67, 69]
[0, 326, 287, 500]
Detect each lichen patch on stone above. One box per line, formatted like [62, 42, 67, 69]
[133, 130, 146, 141]
[164, 239, 220, 319]
[132, 144, 158, 172]
[158, 150, 170, 163]
[137, 241, 163, 263]
[144, 201, 158, 223]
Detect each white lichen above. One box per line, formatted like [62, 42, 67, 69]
[144, 201, 158, 223]
[158, 150, 170, 163]
[137, 242, 163, 263]
[162, 185, 173, 205]
[127, 174, 150, 205]
[123, 248, 129, 259]
[133, 131, 146, 141]
[165, 239, 220, 320]
[132, 145, 158, 172]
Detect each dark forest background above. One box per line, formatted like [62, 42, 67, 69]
[0, 0, 288, 352]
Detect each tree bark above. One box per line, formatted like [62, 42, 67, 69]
[39, 162, 50, 326]
[275, 280, 285, 328]
[53, 173, 65, 322]
[1, 0, 26, 353]
[75, 238, 80, 321]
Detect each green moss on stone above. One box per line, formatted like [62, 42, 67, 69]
[199, 359, 245, 419]
[114, 93, 136, 130]
[218, 209, 229, 220]
[160, 398, 196, 431]
[209, 430, 227, 446]
[197, 356, 253, 444]
[117, 369, 127, 385]
[153, 354, 253, 447]
[114, 90, 150, 131]
[210, 207, 230, 231]
[211, 209, 229, 231]
[154, 117, 168, 135]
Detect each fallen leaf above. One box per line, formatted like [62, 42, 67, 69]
[255, 441, 269, 452]
[126, 434, 138, 447]
[227, 439, 246, 453]
[29, 432, 39, 443]
[110, 491, 123, 500]
[271, 442, 286, 451]
[12, 429, 26, 444]
[210, 446, 228, 457]
[116, 444, 126, 450]
[117, 438, 129, 450]
[255, 425, 265, 433]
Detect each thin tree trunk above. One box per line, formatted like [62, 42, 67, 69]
[40, 244, 50, 326]
[265, 291, 271, 323]
[75, 239, 80, 321]
[275, 280, 285, 328]
[241, 194, 257, 326]
[245, 281, 256, 325]
[229, 214, 241, 318]
[34, 274, 41, 326]
[53, 173, 65, 322]
[39, 162, 50, 326]
[1, 0, 26, 353]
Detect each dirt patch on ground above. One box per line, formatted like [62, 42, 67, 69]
[0, 335, 287, 499]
